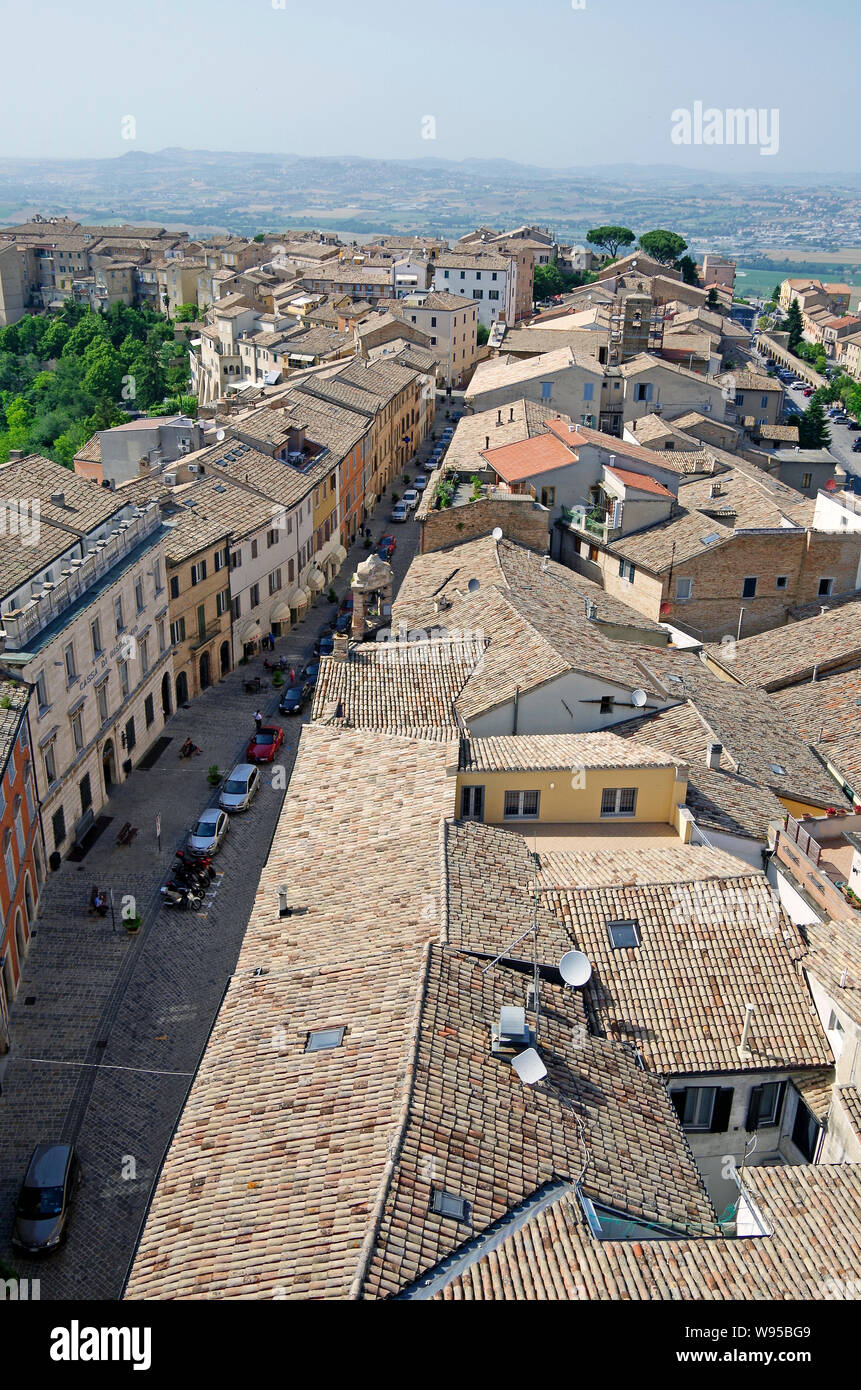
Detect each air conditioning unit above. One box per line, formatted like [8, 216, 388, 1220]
[187, 463, 200, 474]
[163, 473, 177, 488]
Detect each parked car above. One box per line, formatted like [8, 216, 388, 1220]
[847, 420, 860, 430]
[853, 438, 861, 452]
[313, 627, 334, 657]
[803, 388, 814, 397]
[279, 682, 313, 715]
[302, 660, 319, 686]
[403, 488, 419, 510]
[377, 535, 396, 560]
[219, 762, 261, 813]
[390, 500, 408, 523]
[245, 726, 284, 764]
[338, 595, 354, 615]
[12, 1143, 80, 1253]
[187, 806, 230, 855]
[334, 611, 351, 634]
[413, 473, 428, 491]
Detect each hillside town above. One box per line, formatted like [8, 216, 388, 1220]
[1, 210, 861, 1316]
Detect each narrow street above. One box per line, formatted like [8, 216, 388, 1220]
[0, 458, 430, 1298]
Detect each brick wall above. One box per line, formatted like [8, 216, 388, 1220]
[419, 494, 548, 555]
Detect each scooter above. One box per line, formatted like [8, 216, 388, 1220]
[160, 884, 203, 911]
[167, 865, 211, 892]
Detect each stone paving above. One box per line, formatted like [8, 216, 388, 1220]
[0, 451, 432, 1297]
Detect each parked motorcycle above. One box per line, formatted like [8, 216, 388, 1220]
[175, 849, 216, 878]
[160, 884, 203, 910]
[166, 866, 210, 893]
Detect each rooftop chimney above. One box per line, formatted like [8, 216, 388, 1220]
[706, 741, 723, 770]
[332, 634, 349, 662]
[49, 491, 65, 507]
[710, 481, 722, 497]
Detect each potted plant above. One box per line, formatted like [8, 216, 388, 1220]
[124, 914, 142, 934]
[207, 764, 222, 786]
[327, 587, 337, 604]
[272, 670, 284, 688]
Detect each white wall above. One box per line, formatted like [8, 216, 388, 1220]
[467, 669, 671, 736]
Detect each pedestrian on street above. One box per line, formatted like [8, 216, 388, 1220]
[254, 709, 263, 731]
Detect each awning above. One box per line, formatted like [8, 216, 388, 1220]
[307, 567, 326, 591]
[239, 619, 262, 643]
[270, 600, 293, 624]
[293, 587, 311, 608]
[333, 543, 348, 563]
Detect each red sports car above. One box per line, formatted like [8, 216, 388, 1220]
[245, 726, 284, 763]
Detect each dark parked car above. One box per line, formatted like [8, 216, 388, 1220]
[245, 726, 285, 763]
[852, 438, 861, 452]
[847, 420, 860, 431]
[12, 1143, 80, 1253]
[302, 661, 319, 686]
[377, 535, 396, 560]
[279, 681, 312, 715]
[314, 631, 335, 657]
[334, 612, 351, 634]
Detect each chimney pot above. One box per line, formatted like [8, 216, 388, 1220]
[706, 741, 723, 770]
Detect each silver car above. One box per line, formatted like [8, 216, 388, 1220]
[187, 807, 230, 856]
[219, 762, 261, 813]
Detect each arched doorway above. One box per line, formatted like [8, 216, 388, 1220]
[23, 872, 34, 928]
[219, 641, 230, 677]
[102, 739, 117, 791]
[199, 650, 211, 691]
[161, 671, 172, 718]
[15, 908, 27, 965]
[175, 670, 189, 708]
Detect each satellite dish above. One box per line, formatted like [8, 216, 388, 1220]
[215, 429, 225, 441]
[467, 578, 480, 593]
[511, 1048, 547, 1086]
[631, 688, 648, 708]
[559, 950, 592, 988]
[491, 527, 503, 541]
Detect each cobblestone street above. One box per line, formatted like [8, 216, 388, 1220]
[0, 466, 429, 1298]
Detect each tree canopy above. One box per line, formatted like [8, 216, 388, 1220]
[638, 230, 689, 265]
[0, 301, 195, 467]
[785, 299, 804, 352]
[585, 225, 635, 258]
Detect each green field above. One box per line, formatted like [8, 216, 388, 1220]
[736, 263, 861, 309]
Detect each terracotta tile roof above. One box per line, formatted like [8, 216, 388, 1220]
[613, 508, 735, 572]
[535, 844, 757, 890]
[678, 468, 811, 530]
[73, 433, 102, 464]
[772, 668, 861, 789]
[311, 637, 485, 730]
[836, 1085, 861, 1140]
[432, 1165, 861, 1300]
[460, 731, 679, 773]
[605, 464, 674, 497]
[793, 1068, 836, 1122]
[480, 431, 580, 483]
[800, 919, 861, 1027]
[707, 600, 861, 691]
[543, 875, 829, 1075]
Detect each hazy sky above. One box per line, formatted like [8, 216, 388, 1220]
[1, 0, 857, 171]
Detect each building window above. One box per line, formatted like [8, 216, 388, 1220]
[503, 789, 540, 819]
[51, 806, 65, 849]
[251, 539, 259, 560]
[197, 604, 206, 640]
[80, 773, 92, 815]
[600, 696, 615, 714]
[232, 597, 241, 620]
[827, 1009, 845, 1056]
[540, 486, 556, 507]
[634, 383, 653, 402]
[606, 919, 640, 949]
[216, 589, 229, 616]
[601, 787, 637, 817]
[675, 577, 693, 600]
[135, 577, 145, 613]
[741, 577, 757, 598]
[140, 634, 150, 675]
[145, 693, 155, 728]
[114, 595, 124, 633]
[583, 383, 594, 401]
[776, 575, 788, 589]
[268, 570, 282, 594]
[305, 1026, 345, 1053]
[64, 642, 77, 684]
[97, 680, 109, 725]
[119, 660, 130, 699]
[460, 785, 484, 821]
[746, 1081, 785, 1130]
[35, 671, 48, 712]
[125, 717, 136, 752]
[190, 560, 207, 586]
[671, 1086, 733, 1133]
[819, 577, 834, 597]
[801, 473, 812, 489]
[430, 1188, 470, 1223]
[250, 583, 260, 608]
[71, 709, 84, 753]
[91, 618, 103, 657]
[153, 558, 163, 592]
[170, 617, 186, 644]
[170, 575, 180, 599]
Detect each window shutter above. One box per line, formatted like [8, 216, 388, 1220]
[710, 1088, 734, 1133]
[670, 1090, 686, 1122]
[645, 383, 653, 402]
[745, 1085, 763, 1131]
